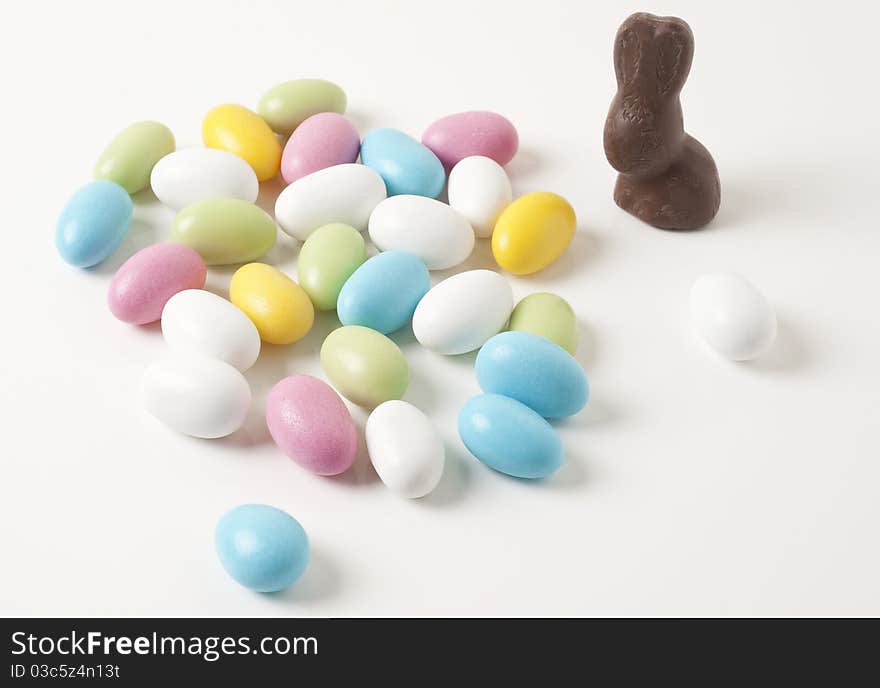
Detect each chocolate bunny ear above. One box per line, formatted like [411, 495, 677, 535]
[614, 26, 641, 87]
[654, 20, 694, 95]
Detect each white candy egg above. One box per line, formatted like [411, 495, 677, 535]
[275, 163, 387, 241]
[369, 195, 475, 270]
[150, 148, 259, 210]
[365, 400, 445, 498]
[161, 289, 261, 372]
[142, 353, 251, 438]
[447, 156, 512, 238]
[690, 272, 777, 361]
[412, 270, 513, 354]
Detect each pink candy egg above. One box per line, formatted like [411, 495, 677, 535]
[280, 112, 361, 184]
[266, 375, 358, 476]
[108, 243, 206, 325]
[421, 111, 519, 169]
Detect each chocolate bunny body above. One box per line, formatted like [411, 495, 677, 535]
[604, 13, 720, 230]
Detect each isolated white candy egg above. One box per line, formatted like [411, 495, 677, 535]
[369, 195, 475, 270]
[161, 289, 261, 372]
[365, 400, 445, 498]
[142, 353, 251, 438]
[689, 272, 777, 361]
[412, 269, 513, 354]
[275, 163, 387, 241]
[447, 156, 512, 238]
[150, 148, 259, 210]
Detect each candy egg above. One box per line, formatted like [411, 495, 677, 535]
[447, 156, 512, 238]
[337, 252, 430, 334]
[215, 504, 309, 592]
[230, 263, 314, 345]
[202, 104, 281, 181]
[492, 192, 576, 275]
[108, 244, 206, 325]
[142, 353, 251, 439]
[689, 272, 777, 361]
[94, 121, 175, 194]
[281, 112, 360, 184]
[150, 148, 259, 210]
[412, 270, 513, 355]
[170, 198, 276, 265]
[458, 394, 562, 479]
[508, 292, 578, 354]
[422, 111, 519, 168]
[368, 195, 474, 270]
[366, 400, 444, 498]
[161, 289, 260, 372]
[297, 223, 366, 311]
[476, 331, 588, 418]
[266, 375, 357, 476]
[275, 163, 387, 241]
[56, 180, 132, 268]
[360, 128, 445, 198]
[257, 78, 347, 136]
[320, 325, 408, 408]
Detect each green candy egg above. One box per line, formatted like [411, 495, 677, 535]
[171, 199, 276, 265]
[257, 79, 347, 136]
[94, 121, 175, 194]
[508, 292, 578, 355]
[298, 223, 366, 311]
[320, 326, 408, 408]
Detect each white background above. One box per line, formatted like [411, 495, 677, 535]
[1, 0, 878, 617]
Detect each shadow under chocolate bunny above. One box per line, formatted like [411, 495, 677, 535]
[709, 162, 833, 232]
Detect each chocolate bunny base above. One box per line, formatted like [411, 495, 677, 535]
[604, 13, 721, 231]
[613, 134, 720, 230]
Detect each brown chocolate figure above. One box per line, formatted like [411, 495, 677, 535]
[604, 13, 720, 230]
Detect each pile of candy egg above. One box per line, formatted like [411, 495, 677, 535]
[56, 78, 776, 593]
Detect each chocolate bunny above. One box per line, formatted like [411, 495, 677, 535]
[604, 13, 720, 230]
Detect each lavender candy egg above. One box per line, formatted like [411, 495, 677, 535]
[266, 375, 358, 476]
[422, 111, 519, 169]
[108, 243, 206, 325]
[280, 112, 361, 184]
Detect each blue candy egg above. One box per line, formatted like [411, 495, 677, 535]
[458, 394, 562, 479]
[475, 331, 588, 418]
[360, 128, 445, 198]
[55, 180, 133, 267]
[337, 251, 430, 333]
[215, 504, 309, 593]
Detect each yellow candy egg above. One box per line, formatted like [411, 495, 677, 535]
[202, 104, 281, 181]
[229, 263, 314, 344]
[491, 192, 576, 275]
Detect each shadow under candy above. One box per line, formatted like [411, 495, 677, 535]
[265, 546, 342, 604]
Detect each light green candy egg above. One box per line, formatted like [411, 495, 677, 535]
[94, 121, 175, 194]
[298, 223, 366, 311]
[257, 79, 347, 136]
[320, 326, 408, 408]
[508, 292, 578, 355]
[171, 199, 276, 266]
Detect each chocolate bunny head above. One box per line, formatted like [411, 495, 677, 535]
[604, 13, 695, 178]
